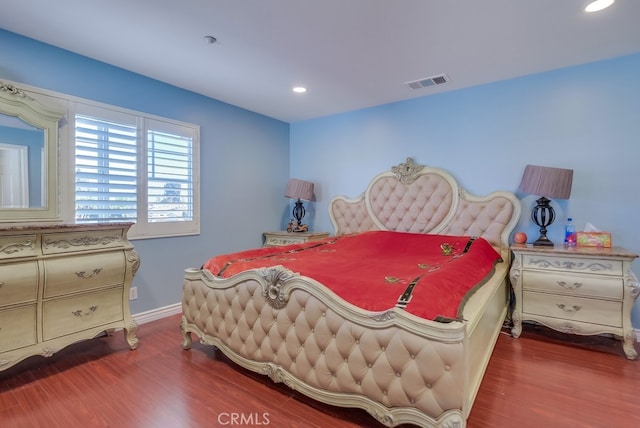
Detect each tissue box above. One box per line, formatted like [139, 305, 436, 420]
[576, 232, 612, 247]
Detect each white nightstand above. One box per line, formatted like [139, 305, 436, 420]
[262, 231, 330, 247]
[509, 244, 639, 359]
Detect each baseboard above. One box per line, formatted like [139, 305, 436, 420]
[132, 302, 182, 325]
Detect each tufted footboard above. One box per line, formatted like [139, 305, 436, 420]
[181, 263, 510, 427]
[181, 158, 519, 426]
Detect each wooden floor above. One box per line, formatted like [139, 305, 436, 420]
[1, 314, 638, 428]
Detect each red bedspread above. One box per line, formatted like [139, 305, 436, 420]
[203, 231, 502, 321]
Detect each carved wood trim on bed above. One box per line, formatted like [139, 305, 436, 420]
[181, 158, 522, 427]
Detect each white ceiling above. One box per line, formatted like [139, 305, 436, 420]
[3, 1, 640, 123]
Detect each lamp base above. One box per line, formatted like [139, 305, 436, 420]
[531, 196, 556, 247]
[532, 235, 554, 247]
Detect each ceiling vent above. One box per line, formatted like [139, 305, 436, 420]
[405, 74, 448, 90]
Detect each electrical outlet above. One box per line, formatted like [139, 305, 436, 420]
[129, 286, 138, 300]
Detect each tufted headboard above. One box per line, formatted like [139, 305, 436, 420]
[329, 158, 521, 259]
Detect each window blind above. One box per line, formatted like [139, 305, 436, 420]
[75, 115, 138, 223]
[147, 129, 193, 223]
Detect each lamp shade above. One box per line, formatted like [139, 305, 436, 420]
[284, 178, 314, 201]
[518, 165, 573, 199]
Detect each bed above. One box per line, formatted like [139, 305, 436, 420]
[181, 158, 521, 427]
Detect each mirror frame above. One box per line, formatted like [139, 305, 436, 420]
[0, 81, 64, 222]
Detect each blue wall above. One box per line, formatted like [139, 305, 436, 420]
[0, 29, 290, 314]
[291, 53, 640, 328]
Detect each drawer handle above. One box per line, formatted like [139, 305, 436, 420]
[557, 303, 582, 314]
[72, 305, 98, 317]
[75, 268, 103, 278]
[557, 281, 583, 290]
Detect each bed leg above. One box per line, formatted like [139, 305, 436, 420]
[180, 316, 193, 350]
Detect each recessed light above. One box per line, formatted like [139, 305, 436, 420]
[585, 0, 615, 12]
[292, 86, 307, 93]
[204, 35, 217, 44]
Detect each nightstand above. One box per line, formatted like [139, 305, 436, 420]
[510, 244, 639, 359]
[263, 231, 330, 247]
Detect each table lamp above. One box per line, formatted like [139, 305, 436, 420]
[518, 165, 573, 246]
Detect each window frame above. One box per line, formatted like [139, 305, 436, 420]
[65, 100, 200, 240]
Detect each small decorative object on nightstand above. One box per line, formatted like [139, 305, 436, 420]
[510, 244, 639, 359]
[263, 231, 329, 247]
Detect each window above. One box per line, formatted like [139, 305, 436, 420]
[72, 103, 200, 239]
[75, 114, 138, 223]
[146, 123, 195, 226]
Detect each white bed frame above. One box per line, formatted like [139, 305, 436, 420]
[181, 158, 521, 427]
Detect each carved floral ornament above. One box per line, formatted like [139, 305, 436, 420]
[529, 258, 613, 273]
[0, 81, 28, 98]
[391, 157, 425, 185]
[126, 249, 141, 275]
[0, 240, 35, 255]
[43, 234, 122, 250]
[260, 267, 297, 309]
[627, 270, 640, 300]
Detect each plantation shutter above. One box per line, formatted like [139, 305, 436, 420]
[146, 128, 193, 223]
[75, 115, 138, 223]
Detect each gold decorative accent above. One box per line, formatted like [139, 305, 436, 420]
[390, 157, 424, 184]
[384, 276, 402, 284]
[440, 243, 454, 256]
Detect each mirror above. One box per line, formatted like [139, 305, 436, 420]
[0, 81, 64, 222]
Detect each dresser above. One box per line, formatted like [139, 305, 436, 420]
[510, 244, 639, 359]
[0, 223, 139, 371]
[263, 230, 329, 247]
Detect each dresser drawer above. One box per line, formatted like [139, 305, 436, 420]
[522, 254, 622, 277]
[0, 234, 38, 260]
[523, 291, 622, 328]
[0, 261, 39, 307]
[0, 305, 37, 352]
[42, 288, 124, 340]
[522, 270, 623, 300]
[42, 229, 125, 255]
[43, 252, 125, 298]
